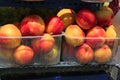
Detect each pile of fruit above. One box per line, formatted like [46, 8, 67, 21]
[0, 13, 64, 65]
[0, 5, 118, 66]
[61, 6, 118, 64]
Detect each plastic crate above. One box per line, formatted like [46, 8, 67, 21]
[0, 34, 62, 67]
[0, 7, 62, 67]
[61, 9, 120, 66]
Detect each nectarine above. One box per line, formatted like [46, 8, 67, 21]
[44, 46, 58, 62]
[20, 14, 45, 36]
[94, 44, 112, 63]
[0, 24, 22, 48]
[75, 43, 94, 64]
[0, 46, 14, 61]
[76, 8, 97, 30]
[57, 8, 75, 29]
[32, 33, 55, 54]
[86, 26, 106, 48]
[95, 6, 114, 27]
[45, 16, 64, 35]
[64, 25, 85, 47]
[14, 45, 34, 65]
[106, 25, 117, 46]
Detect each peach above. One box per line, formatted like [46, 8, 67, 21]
[57, 8, 75, 29]
[44, 46, 58, 62]
[94, 44, 112, 63]
[106, 25, 117, 46]
[32, 33, 55, 54]
[95, 6, 114, 27]
[86, 26, 106, 48]
[14, 45, 34, 65]
[45, 16, 64, 35]
[0, 46, 14, 61]
[0, 24, 22, 48]
[64, 25, 85, 47]
[75, 43, 94, 64]
[76, 8, 97, 30]
[20, 14, 45, 36]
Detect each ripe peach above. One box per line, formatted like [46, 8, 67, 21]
[86, 26, 106, 48]
[0, 46, 14, 61]
[75, 43, 94, 64]
[57, 8, 75, 29]
[95, 6, 114, 27]
[14, 45, 34, 65]
[76, 8, 97, 30]
[0, 24, 22, 48]
[44, 46, 58, 62]
[45, 16, 64, 35]
[20, 14, 45, 36]
[32, 33, 55, 54]
[106, 25, 117, 46]
[64, 25, 85, 47]
[94, 44, 112, 63]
